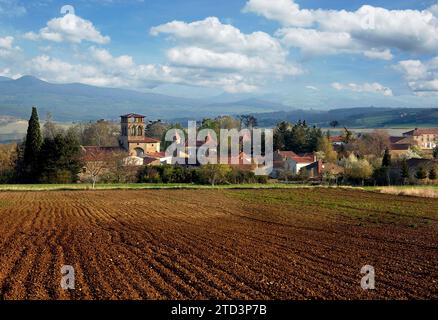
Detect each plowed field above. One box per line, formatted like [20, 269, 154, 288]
[0, 188, 436, 300]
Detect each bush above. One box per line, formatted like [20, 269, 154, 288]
[415, 167, 427, 180]
[138, 165, 200, 184]
[40, 169, 73, 184]
[372, 167, 389, 186]
[256, 175, 269, 184]
[137, 164, 267, 185]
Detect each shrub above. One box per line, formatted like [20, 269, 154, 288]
[429, 168, 437, 180]
[415, 167, 427, 180]
[138, 164, 268, 185]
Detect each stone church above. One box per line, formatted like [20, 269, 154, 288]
[119, 113, 161, 158]
[81, 113, 168, 169]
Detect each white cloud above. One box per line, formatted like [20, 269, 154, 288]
[151, 17, 285, 57]
[243, 0, 314, 27]
[0, 36, 20, 57]
[276, 28, 393, 60]
[428, 4, 438, 17]
[0, 36, 14, 49]
[395, 57, 438, 96]
[276, 28, 356, 56]
[0, 68, 22, 79]
[363, 49, 393, 61]
[166, 46, 300, 76]
[395, 60, 428, 81]
[150, 17, 302, 92]
[21, 16, 291, 93]
[89, 47, 134, 69]
[245, 0, 438, 56]
[24, 13, 110, 44]
[26, 49, 259, 93]
[305, 85, 319, 91]
[332, 82, 393, 96]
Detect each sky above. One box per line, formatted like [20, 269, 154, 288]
[1, 0, 438, 109]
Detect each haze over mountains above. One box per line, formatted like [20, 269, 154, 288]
[0, 76, 289, 121]
[0, 76, 437, 128]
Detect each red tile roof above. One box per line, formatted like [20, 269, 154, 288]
[121, 113, 146, 118]
[404, 128, 438, 136]
[329, 136, 344, 143]
[212, 152, 252, 166]
[140, 137, 160, 143]
[276, 150, 315, 163]
[292, 156, 315, 164]
[277, 151, 298, 159]
[390, 136, 405, 144]
[147, 151, 166, 158]
[389, 144, 411, 151]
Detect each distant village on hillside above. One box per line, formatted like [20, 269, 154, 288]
[79, 113, 438, 186]
[1, 108, 438, 186]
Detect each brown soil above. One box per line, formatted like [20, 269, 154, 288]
[0, 188, 436, 300]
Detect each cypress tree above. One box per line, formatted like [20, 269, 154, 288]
[429, 168, 437, 180]
[382, 147, 392, 167]
[23, 107, 42, 181]
[401, 159, 409, 182]
[415, 167, 427, 180]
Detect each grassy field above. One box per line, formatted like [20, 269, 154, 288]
[2, 183, 438, 193]
[367, 185, 438, 198]
[0, 183, 317, 191]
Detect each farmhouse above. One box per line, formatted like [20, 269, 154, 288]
[402, 128, 438, 150]
[329, 135, 345, 147]
[272, 150, 321, 178]
[388, 136, 412, 158]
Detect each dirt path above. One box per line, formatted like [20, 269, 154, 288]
[0, 189, 436, 300]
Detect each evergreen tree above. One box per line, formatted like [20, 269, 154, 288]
[429, 168, 437, 180]
[329, 120, 339, 128]
[400, 159, 409, 184]
[342, 127, 353, 144]
[38, 132, 83, 183]
[433, 145, 438, 159]
[382, 147, 392, 167]
[273, 121, 290, 151]
[23, 107, 42, 182]
[415, 167, 427, 180]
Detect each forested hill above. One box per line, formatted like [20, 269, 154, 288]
[251, 107, 438, 128]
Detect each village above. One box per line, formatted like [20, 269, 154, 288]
[1, 108, 437, 187]
[78, 112, 438, 186]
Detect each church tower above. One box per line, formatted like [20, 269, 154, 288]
[119, 113, 160, 157]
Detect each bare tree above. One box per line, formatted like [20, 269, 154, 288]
[82, 148, 119, 188]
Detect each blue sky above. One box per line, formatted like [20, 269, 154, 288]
[1, 0, 438, 109]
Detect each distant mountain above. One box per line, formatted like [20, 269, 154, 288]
[204, 98, 293, 115]
[0, 76, 211, 121]
[0, 76, 298, 122]
[1, 76, 437, 128]
[253, 107, 438, 128]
